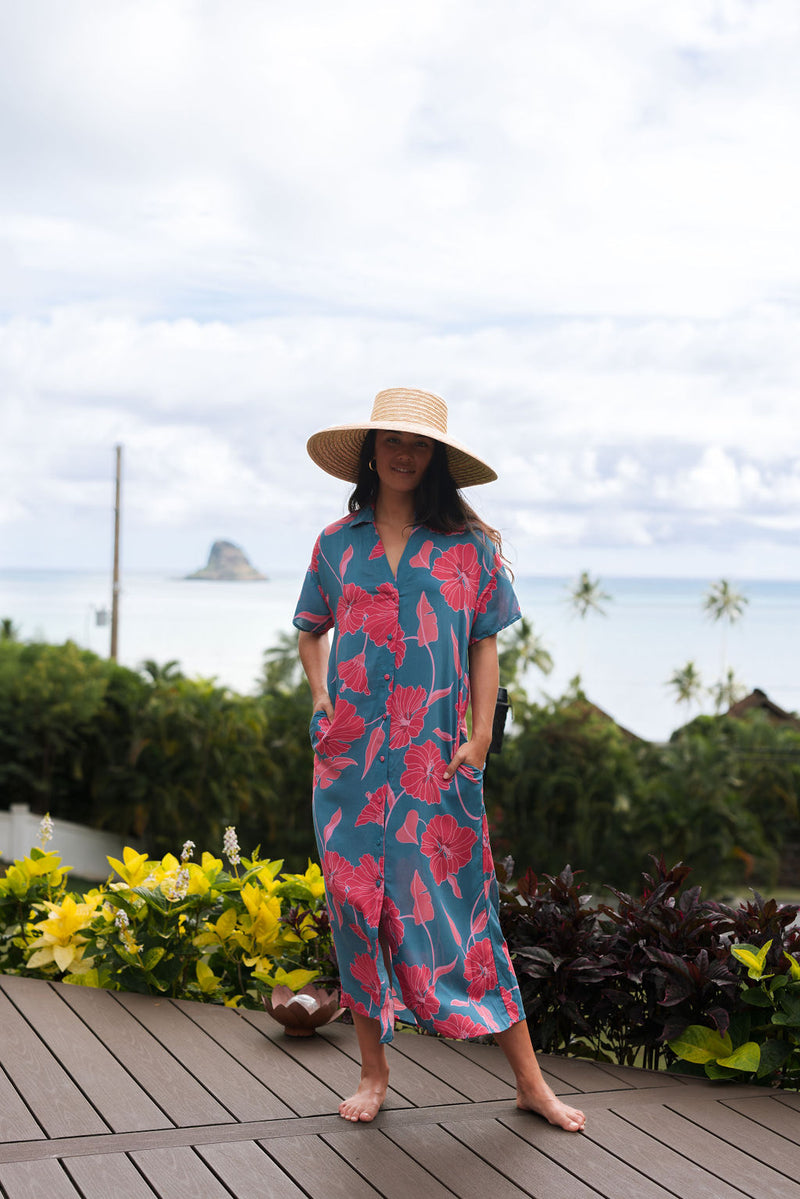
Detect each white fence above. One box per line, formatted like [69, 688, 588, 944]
[0, 804, 137, 881]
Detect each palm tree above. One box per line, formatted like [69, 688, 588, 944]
[710, 668, 746, 715]
[568, 571, 612, 620]
[703, 578, 748, 679]
[567, 571, 611, 676]
[667, 660, 704, 715]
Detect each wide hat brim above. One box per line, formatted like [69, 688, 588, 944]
[306, 388, 497, 488]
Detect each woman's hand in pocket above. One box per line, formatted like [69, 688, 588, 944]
[444, 737, 488, 780]
[311, 691, 334, 720]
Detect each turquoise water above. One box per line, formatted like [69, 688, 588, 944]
[1, 570, 797, 743]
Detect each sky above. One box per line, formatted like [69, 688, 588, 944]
[1, 0, 799, 581]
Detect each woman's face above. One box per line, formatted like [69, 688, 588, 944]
[373, 429, 435, 495]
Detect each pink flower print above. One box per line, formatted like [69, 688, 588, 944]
[476, 572, 497, 615]
[501, 987, 521, 1023]
[340, 991, 371, 1020]
[420, 813, 477, 885]
[400, 741, 448, 805]
[336, 583, 371, 635]
[322, 851, 355, 908]
[481, 816, 495, 875]
[464, 939, 498, 1002]
[355, 784, 390, 827]
[432, 1013, 488, 1040]
[431, 543, 481, 612]
[363, 582, 399, 647]
[351, 952, 382, 1006]
[379, 896, 405, 954]
[395, 962, 440, 1020]
[338, 647, 369, 694]
[315, 699, 365, 758]
[309, 537, 321, 574]
[416, 590, 438, 646]
[392, 624, 406, 667]
[386, 685, 429, 749]
[409, 539, 434, 569]
[347, 854, 384, 927]
[314, 754, 356, 790]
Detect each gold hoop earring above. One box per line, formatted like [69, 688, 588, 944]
[369, 458, 377, 472]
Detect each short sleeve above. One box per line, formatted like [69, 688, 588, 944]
[293, 538, 334, 634]
[470, 550, 521, 643]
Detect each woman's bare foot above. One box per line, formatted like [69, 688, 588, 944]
[517, 1085, 586, 1132]
[339, 1067, 389, 1122]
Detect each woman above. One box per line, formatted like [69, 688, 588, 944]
[294, 387, 585, 1132]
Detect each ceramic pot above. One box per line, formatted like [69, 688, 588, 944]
[263, 984, 343, 1037]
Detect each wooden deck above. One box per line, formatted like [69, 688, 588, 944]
[0, 974, 798, 1199]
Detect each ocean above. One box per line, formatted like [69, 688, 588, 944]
[1, 570, 797, 743]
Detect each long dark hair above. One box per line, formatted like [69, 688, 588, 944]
[348, 430, 506, 560]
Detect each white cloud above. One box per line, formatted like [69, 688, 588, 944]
[0, 1, 799, 575]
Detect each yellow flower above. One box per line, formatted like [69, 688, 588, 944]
[27, 894, 102, 973]
[107, 847, 152, 887]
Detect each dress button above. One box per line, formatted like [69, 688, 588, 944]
[379, 755, 385, 762]
[384, 673, 391, 681]
[387, 632, 393, 640]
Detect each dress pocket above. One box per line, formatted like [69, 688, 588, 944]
[309, 709, 330, 754]
[456, 761, 485, 781]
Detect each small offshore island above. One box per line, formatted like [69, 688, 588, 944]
[186, 540, 267, 581]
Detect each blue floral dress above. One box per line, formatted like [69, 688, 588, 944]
[293, 506, 525, 1042]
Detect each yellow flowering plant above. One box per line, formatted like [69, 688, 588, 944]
[0, 826, 337, 1009]
[0, 834, 69, 974]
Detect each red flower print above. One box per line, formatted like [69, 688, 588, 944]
[475, 572, 497, 615]
[314, 754, 356, 789]
[336, 583, 371, 635]
[315, 699, 365, 758]
[351, 952, 382, 1006]
[395, 962, 440, 1020]
[355, 784, 391, 827]
[400, 741, 448, 805]
[420, 813, 477, 885]
[386, 685, 429, 749]
[348, 854, 384, 927]
[392, 625, 407, 667]
[464, 939, 498, 1002]
[379, 896, 405, 954]
[409, 539, 434, 569]
[481, 817, 495, 875]
[501, 987, 521, 1023]
[338, 647, 369, 694]
[432, 1013, 488, 1040]
[431, 543, 481, 612]
[322, 851, 355, 906]
[309, 538, 321, 573]
[340, 992, 371, 1020]
[416, 591, 438, 646]
[363, 582, 399, 646]
[411, 869, 434, 924]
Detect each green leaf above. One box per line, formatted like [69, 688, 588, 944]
[717, 1042, 760, 1073]
[757, 1038, 793, 1078]
[142, 947, 166, 972]
[741, 987, 773, 1008]
[669, 1025, 733, 1065]
[705, 1063, 739, 1081]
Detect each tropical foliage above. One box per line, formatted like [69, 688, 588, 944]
[499, 858, 800, 1087]
[0, 830, 335, 1008]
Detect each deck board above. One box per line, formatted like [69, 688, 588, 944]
[63, 1152, 160, 1198]
[0, 973, 795, 1199]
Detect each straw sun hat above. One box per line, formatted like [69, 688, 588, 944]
[306, 387, 497, 488]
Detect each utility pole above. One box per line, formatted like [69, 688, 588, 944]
[110, 445, 122, 661]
